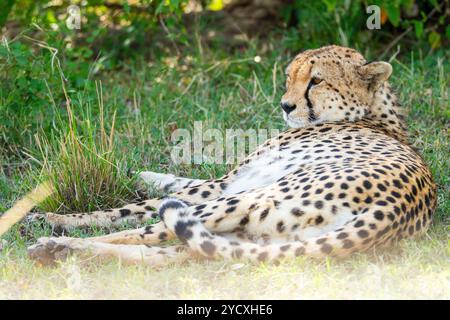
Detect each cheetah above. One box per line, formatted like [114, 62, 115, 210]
[28, 45, 437, 266]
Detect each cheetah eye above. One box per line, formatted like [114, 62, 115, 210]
[310, 77, 323, 85]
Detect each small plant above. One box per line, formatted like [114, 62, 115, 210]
[33, 81, 140, 214]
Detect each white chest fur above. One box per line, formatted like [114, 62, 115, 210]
[223, 142, 309, 196]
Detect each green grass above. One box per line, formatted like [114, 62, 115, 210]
[0, 225, 448, 299]
[0, 33, 449, 299]
[34, 82, 141, 214]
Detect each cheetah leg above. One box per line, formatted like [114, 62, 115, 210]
[80, 188, 263, 245]
[88, 221, 173, 245]
[27, 232, 266, 267]
[138, 171, 205, 193]
[161, 198, 396, 263]
[79, 190, 260, 245]
[27, 236, 193, 267]
[32, 177, 230, 230]
[31, 198, 163, 229]
[36, 170, 208, 229]
[27, 220, 261, 267]
[32, 175, 232, 229]
[26, 190, 263, 265]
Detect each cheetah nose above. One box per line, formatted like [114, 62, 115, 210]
[281, 102, 296, 114]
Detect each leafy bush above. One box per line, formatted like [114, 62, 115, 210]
[0, 32, 94, 154]
[1, 1, 447, 65]
[1, 0, 192, 63]
[283, 0, 449, 50]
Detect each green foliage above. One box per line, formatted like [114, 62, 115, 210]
[2, 0, 191, 26]
[284, 0, 448, 50]
[1, 0, 193, 63]
[0, 32, 95, 153]
[0, 0, 15, 26]
[0, 39, 53, 151]
[0, 31, 141, 214]
[1, 1, 447, 65]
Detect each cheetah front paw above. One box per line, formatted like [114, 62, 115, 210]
[26, 212, 47, 223]
[26, 212, 70, 234]
[27, 237, 88, 266]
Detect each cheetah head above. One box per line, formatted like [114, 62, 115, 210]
[281, 45, 392, 128]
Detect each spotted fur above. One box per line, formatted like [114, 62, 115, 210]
[28, 46, 437, 266]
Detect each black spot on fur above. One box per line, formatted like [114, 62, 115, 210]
[315, 201, 324, 209]
[315, 215, 324, 225]
[174, 220, 197, 242]
[201, 191, 211, 198]
[257, 252, 268, 262]
[295, 247, 305, 256]
[225, 206, 236, 214]
[343, 239, 354, 249]
[233, 248, 244, 259]
[354, 220, 364, 228]
[200, 241, 216, 256]
[321, 243, 333, 254]
[158, 232, 168, 240]
[337, 232, 348, 239]
[277, 221, 285, 233]
[239, 216, 249, 226]
[363, 180, 372, 189]
[227, 199, 240, 205]
[143, 225, 153, 234]
[188, 188, 198, 195]
[291, 208, 305, 217]
[260, 208, 270, 221]
[373, 210, 384, 220]
[119, 209, 131, 217]
[357, 230, 369, 238]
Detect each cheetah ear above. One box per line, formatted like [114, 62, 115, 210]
[357, 61, 392, 83]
